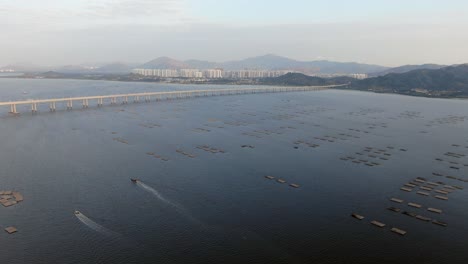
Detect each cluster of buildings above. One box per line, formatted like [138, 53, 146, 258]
[132, 68, 292, 79]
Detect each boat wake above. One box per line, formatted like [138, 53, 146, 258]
[136, 181, 203, 226]
[75, 211, 120, 237]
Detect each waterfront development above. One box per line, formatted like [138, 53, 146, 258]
[1, 78, 468, 263]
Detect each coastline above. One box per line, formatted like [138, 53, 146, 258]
[1, 74, 467, 100]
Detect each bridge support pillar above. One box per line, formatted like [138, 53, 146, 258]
[31, 103, 38, 114]
[9, 104, 18, 114]
[49, 102, 56, 112]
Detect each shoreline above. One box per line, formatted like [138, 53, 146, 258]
[1, 74, 467, 100]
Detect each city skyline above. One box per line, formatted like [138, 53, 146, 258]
[2, 0, 468, 66]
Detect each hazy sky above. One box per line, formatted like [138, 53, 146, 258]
[2, 0, 468, 66]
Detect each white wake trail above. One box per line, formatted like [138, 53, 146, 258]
[75, 211, 120, 237]
[136, 181, 204, 226]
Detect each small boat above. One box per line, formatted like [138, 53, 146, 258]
[74, 210, 80, 215]
[130, 178, 139, 183]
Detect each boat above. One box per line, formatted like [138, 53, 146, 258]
[130, 178, 139, 183]
[74, 210, 80, 215]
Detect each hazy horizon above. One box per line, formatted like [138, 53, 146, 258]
[2, 0, 468, 67]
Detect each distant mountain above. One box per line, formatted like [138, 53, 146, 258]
[140, 57, 189, 69]
[138, 54, 388, 74]
[95, 62, 135, 73]
[369, 64, 447, 77]
[351, 64, 468, 97]
[220, 54, 388, 74]
[183, 59, 219, 69]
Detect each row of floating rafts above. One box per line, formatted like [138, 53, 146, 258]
[293, 140, 320, 148]
[196, 145, 225, 154]
[435, 157, 468, 167]
[340, 156, 381, 167]
[264, 175, 300, 188]
[338, 133, 360, 139]
[351, 213, 407, 236]
[432, 172, 468, 183]
[175, 149, 196, 158]
[0, 191, 23, 235]
[399, 178, 456, 200]
[348, 128, 371, 134]
[388, 198, 447, 227]
[0, 191, 23, 207]
[314, 136, 336, 143]
[146, 152, 170, 161]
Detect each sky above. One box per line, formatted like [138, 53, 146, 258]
[1, 0, 468, 67]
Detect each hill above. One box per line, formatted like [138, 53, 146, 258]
[140, 57, 190, 69]
[260, 72, 353, 86]
[369, 64, 447, 77]
[351, 64, 468, 97]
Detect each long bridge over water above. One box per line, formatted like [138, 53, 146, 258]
[0, 85, 343, 114]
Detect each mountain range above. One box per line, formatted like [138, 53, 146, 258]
[264, 64, 468, 97]
[2, 54, 389, 75]
[138, 54, 389, 74]
[1, 55, 462, 82]
[368, 64, 448, 77]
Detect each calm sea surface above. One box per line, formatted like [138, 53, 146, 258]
[0, 78, 467, 264]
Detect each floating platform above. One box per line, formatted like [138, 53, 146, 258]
[416, 215, 432, 222]
[435, 195, 448, 201]
[420, 186, 433, 191]
[390, 198, 404, 203]
[387, 207, 401, 212]
[12, 192, 23, 202]
[402, 211, 417, 217]
[408, 202, 422, 208]
[4, 226, 17, 234]
[264, 175, 275, 180]
[289, 183, 300, 188]
[351, 213, 364, 220]
[435, 190, 449, 195]
[371, 220, 386, 228]
[432, 220, 448, 227]
[391, 227, 407, 236]
[401, 187, 413, 192]
[417, 191, 430, 196]
[277, 179, 286, 184]
[427, 208, 442, 214]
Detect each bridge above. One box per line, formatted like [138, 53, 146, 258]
[0, 85, 341, 114]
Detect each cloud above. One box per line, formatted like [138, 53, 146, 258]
[0, 0, 194, 30]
